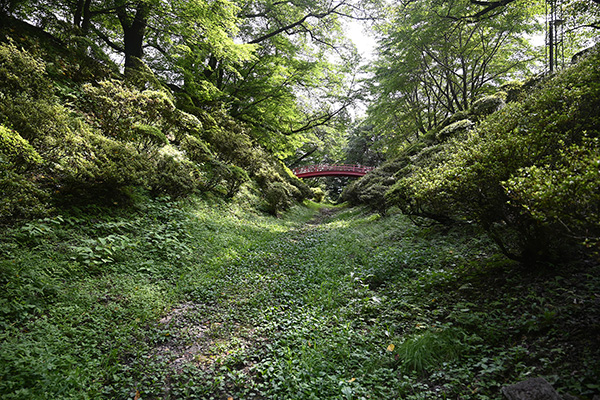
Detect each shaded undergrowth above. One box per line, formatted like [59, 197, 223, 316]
[0, 199, 598, 399]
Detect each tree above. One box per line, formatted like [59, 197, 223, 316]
[4, 0, 372, 167]
[449, 0, 600, 71]
[367, 0, 538, 149]
[206, 0, 369, 157]
[460, 0, 600, 21]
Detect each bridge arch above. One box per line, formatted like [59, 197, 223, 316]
[291, 164, 375, 179]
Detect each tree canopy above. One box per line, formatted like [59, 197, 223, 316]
[1, 0, 599, 257]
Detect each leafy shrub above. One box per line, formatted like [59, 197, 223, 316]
[79, 80, 177, 144]
[223, 165, 250, 198]
[0, 125, 42, 169]
[505, 138, 600, 252]
[54, 130, 150, 202]
[438, 110, 472, 130]
[311, 187, 326, 202]
[202, 110, 255, 166]
[282, 167, 311, 201]
[0, 169, 49, 220]
[0, 31, 309, 215]
[64, 36, 117, 81]
[393, 327, 466, 375]
[264, 182, 294, 215]
[132, 124, 167, 152]
[501, 81, 526, 103]
[342, 157, 412, 213]
[180, 134, 213, 164]
[0, 126, 49, 220]
[0, 40, 53, 100]
[388, 45, 600, 261]
[147, 152, 201, 198]
[0, 41, 72, 148]
[181, 108, 309, 203]
[202, 160, 250, 198]
[437, 119, 474, 141]
[470, 94, 506, 120]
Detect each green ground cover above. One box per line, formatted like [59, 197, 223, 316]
[1, 199, 598, 399]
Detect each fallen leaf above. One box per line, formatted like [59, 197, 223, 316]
[134, 390, 141, 400]
[347, 377, 356, 383]
[387, 343, 395, 352]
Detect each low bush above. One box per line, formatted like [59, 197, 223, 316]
[311, 187, 326, 202]
[0, 32, 310, 221]
[437, 119, 474, 142]
[0, 125, 42, 169]
[264, 182, 295, 215]
[0, 126, 48, 220]
[470, 94, 506, 120]
[387, 45, 600, 262]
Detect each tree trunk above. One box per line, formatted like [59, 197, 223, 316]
[73, 0, 91, 32]
[81, 0, 91, 33]
[117, 2, 149, 75]
[73, 0, 92, 34]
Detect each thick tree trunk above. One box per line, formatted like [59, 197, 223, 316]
[73, 0, 91, 33]
[117, 2, 149, 75]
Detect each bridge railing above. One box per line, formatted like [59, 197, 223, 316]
[292, 164, 375, 175]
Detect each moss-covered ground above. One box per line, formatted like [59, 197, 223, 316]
[1, 198, 598, 399]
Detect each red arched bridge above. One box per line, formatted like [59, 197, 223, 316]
[292, 164, 375, 178]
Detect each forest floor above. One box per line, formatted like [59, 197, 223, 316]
[1, 198, 599, 399]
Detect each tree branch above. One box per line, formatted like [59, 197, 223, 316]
[91, 25, 124, 53]
[248, 1, 346, 44]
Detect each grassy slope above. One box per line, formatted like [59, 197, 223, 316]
[0, 198, 598, 399]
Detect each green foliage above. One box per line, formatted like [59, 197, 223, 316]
[505, 138, 600, 251]
[470, 94, 506, 120]
[264, 182, 295, 215]
[55, 130, 150, 200]
[438, 110, 472, 130]
[367, 0, 538, 150]
[203, 160, 250, 198]
[0, 126, 47, 220]
[387, 45, 600, 261]
[0, 198, 599, 399]
[71, 233, 135, 268]
[311, 186, 326, 203]
[147, 150, 201, 198]
[437, 119, 474, 142]
[0, 169, 49, 221]
[0, 39, 53, 100]
[342, 153, 422, 214]
[180, 134, 213, 164]
[132, 124, 167, 150]
[202, 110, 255, 166]
[0, 125, 42, 169]
[0, 35, 310, 216]
[79, 80, 177, 144]
[393, 326, 466, 375]
[502, 81, 526, 103]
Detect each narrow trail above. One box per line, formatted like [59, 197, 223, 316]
[306, 207, 340, 225]
[143, 205, 401, 399]
[151, 206, 341, 370]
